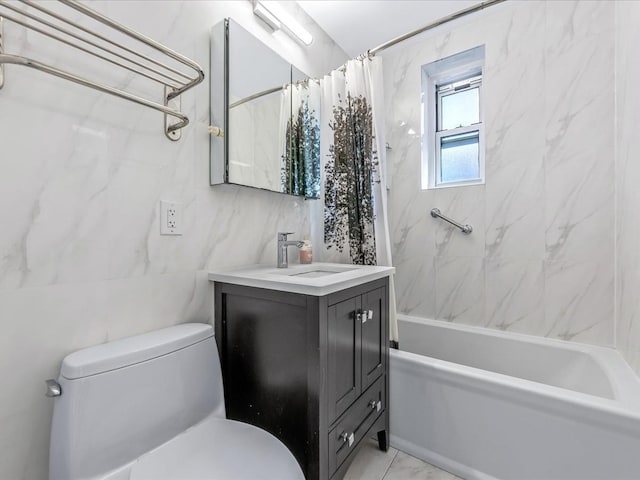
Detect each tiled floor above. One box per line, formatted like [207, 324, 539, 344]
[344, 439, 462, 480]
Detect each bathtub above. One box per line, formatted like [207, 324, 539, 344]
[389, 316, 640, 480]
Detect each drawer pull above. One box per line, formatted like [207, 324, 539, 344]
[368, 310, 374, 320]
[369, 400, 382, 412]
[339, 431, 355, 447]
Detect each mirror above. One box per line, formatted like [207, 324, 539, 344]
[210, 19, 321, 198]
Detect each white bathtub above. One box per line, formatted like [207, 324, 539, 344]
[389, 316, 640, 480]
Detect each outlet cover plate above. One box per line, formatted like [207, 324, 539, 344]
[160, 201, 182, 235]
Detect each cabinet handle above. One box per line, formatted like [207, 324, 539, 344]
[339, 431, 355, 447]
[360, 309, 373, 323]
[369, 400, 382, 412]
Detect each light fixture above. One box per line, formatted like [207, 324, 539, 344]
[253, 2, 281, 31]
[253, 1, 313, 46]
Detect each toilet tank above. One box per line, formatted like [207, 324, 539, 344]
[49, 323, 225, 480]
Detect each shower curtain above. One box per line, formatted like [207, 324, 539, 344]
[321, 56, 398, 343]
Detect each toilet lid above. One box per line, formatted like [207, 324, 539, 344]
[130, 416, 304, 480]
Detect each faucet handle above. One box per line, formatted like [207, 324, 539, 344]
[278, 232, 295, 240]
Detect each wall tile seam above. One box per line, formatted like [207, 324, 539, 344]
[613, 0, 619, 351]
[539, 0, 550, 340]
[0, 270, 203, 293]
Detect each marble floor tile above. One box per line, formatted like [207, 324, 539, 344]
[344, 439, 462, 480]
[384, 452, 462, 480]
[344, 438, 398, 480]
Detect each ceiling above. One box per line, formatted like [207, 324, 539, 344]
[297, 0, 483, 58]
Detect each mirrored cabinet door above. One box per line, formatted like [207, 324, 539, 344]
[210, 18, 321, 199]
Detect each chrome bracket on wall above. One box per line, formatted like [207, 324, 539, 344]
[0, 18, 4, 90]
[164, 86, 181, 142]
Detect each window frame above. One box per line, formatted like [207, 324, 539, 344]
[435, 75, 483, 187]
[421, 51, 485, 190]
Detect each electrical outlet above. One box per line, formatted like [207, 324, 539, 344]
[160, 201, 182, 235]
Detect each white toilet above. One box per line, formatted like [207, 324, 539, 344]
[48, 323, 304, 480]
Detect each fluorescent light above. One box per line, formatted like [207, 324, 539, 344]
[253, 1, 313, 46]
[253, 2, 281, 31]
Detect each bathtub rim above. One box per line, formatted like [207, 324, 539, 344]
[390, 315, 640, 480]
[394, 315, 640, 417]
[390, 347, 640, 441]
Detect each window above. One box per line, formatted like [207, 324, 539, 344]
[422, 46, 485, 189]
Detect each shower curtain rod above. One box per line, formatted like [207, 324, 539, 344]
[367, 0, 507, 56]
[227, 0, 505, 109]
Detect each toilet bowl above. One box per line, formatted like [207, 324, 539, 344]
[48, 323, 304, 480]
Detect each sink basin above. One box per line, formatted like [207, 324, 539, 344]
[289, 270, 348, 278]
[209, 262, 395, 296]
[268, 264, 357, 278]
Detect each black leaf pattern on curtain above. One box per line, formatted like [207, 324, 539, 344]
[281, 100, 321, 197]
[324, 93, 378, 265]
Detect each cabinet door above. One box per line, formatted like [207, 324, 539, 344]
[327, 295, 362, 423]
[361, 286, 386, 392]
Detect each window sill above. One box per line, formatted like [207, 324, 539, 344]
[425, 179, 484, 190]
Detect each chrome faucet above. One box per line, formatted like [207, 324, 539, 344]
[277, 232, 304, 268]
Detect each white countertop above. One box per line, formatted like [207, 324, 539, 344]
[208, 263, 395, 296]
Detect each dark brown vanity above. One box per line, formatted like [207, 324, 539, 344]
[211, 264, 393, 480]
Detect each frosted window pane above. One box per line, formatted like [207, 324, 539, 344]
[441, 88, 479, 130]
[440, 131, 479, 183]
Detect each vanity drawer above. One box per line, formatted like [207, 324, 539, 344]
[328, 376, 385, 476]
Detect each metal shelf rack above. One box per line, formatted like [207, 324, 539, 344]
[0, 0, 204, 141]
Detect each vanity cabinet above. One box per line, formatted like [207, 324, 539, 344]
[214, 276, 389, 480]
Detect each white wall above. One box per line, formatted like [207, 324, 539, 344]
[0, 1, 347, 478]
[383, 1, 616, 346]
[616, 1, 640, 377]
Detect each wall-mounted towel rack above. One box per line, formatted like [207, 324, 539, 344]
[0, 0, 204, 141]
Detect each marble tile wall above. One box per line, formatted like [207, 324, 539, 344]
[0, 1, 347, 478]
[615, 1, 640, 377]
[383, 0, 616, 347]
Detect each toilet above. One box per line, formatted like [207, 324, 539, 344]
[48, 323, 304, 480]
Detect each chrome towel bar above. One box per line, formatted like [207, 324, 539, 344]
[0, 0, 204, 141]
[430, 208, 473, 234]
